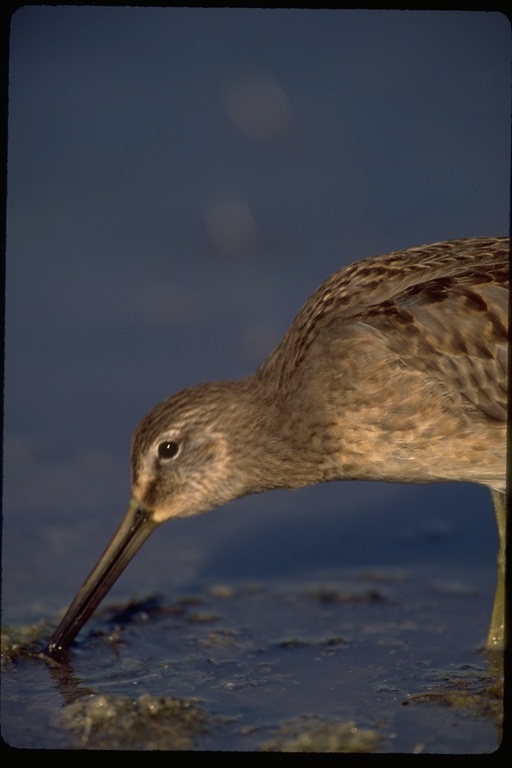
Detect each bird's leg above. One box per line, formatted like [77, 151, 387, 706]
[487, 489, 506, 651]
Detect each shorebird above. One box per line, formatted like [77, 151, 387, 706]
[45, 236, 508, 660]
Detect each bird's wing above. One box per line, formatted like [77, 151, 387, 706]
[261, 237, 508, 423]
[355, 266, 508, 422]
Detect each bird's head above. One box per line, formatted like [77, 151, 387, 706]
[130, 380, 259, 522]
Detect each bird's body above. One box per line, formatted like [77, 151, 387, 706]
[46, 236, 509, 659]
[133, 236, 507, 522]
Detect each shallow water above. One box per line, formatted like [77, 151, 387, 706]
[2, 483, 504, 752]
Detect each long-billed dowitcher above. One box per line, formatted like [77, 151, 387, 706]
[45, 236, 508, 660]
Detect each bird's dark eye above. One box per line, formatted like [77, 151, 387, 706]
[157, 441, 180, 460]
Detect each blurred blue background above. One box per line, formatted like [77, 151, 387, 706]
[3, 8, 510, 625]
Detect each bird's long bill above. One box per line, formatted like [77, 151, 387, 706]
[44, 499, 159, 660]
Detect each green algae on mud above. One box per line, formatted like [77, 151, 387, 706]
[1, 620, 52, 665]
[405, 663, 504, 723]
[261, 716, 383, 752]
[59, 692, 212, 750]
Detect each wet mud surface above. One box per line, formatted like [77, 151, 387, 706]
[2, 568, 503, 752]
